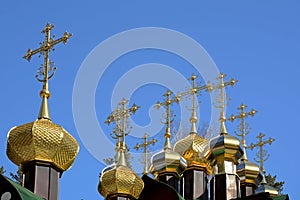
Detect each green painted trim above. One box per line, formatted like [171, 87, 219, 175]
[273, 194, 289, 200]
[6, 178, 44, 200]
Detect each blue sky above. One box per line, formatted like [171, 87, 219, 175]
[0, 1, 299, 199]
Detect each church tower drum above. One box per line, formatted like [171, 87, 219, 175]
[174, 74, 212, 200]
[204, 73, 243, 200]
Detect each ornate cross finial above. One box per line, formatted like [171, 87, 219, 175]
[155, 90, 181, 150]
[249, 132, 275, 174]
[177, 73, 212, 134]
[23, 23, 72, 119]
[206, 73, 237, 134]
[134, 133, 157, 175]
[229, 103, 257, 160]
[105, 98, 140, 166]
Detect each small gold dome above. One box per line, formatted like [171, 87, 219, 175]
[174, 133, 212, 174]
[98, 165, 144, 199]
[150, 149, 187, 177]
[7, 118, 79, 171]
[255, 176, 278, 197]
[205, 133, 243, 165]
[237, 159, 260, 185]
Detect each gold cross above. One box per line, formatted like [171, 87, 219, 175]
[23, 23, 72, 119]
[134, 133, 157, 175]
[155, 90, 181, 149]
[105, 98, 140, 166]
[249, 132, 275, 174]
[23, 23, 72, 85]
[207, 73, 237, 134]
[105, 98, 140, 148]
[177, 73, 212, 133]
[229, 103, 257, 160]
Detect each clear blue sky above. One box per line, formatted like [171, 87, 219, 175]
[0, 1, 299, 199]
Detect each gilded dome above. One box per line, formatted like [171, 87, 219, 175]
[237, 159, 260, 185]
[150, 148, 187, 177]
[205, 133, 243, 165]
[255, 176, 278, 197]
[7, 118, 79, 172]
[174, 133, 212, 174]
[98, 165, 144, 199]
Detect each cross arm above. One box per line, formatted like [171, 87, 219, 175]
[23, 46, 44, 61]
[50, 32, 72, 47]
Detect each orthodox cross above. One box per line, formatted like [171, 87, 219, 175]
[23, 23, 72, 119]
[249, 132, 275, 174]
[229, 103, 257, 159]
[206, 73, 237, 134]
[105, 98, 140, 164]
[23, 23, 72, 86]
[134, 133, 157, 175]
[155, 90, 181, 149]
[177, 73, 212, 134]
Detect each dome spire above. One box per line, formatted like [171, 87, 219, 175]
[188, 74, 198, 133]
[23, 23, 72, 120]
[229, 103, 258, 160]
[229, 103, 260, 197]
[249, 132, 275, 175]
[155, 90, 181, 150]
[216, 73, 237, 134]
[100, 98, 144, 200]
[176, 73, 212, 134]
[105, 98, 140, 166]
[134, 133, 157, 175]
[249, 132, 278, 197]
[151, 90, 186, 191]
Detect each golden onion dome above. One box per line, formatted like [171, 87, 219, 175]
[7, 118, 79, 172]
[98, 165, 144, 199]
[237, 159, 260, 185]
[205, 133, 243, 165]
[150, 148, 187, 177]
[174, 133, 212, 174]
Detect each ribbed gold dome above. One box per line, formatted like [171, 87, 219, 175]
[98, 165, 144, 199]
[237, 159, 260, 185]
[174, 133, 212, 174]
[205, 133, 243, 166]
[7, 118, 79, 171]
[150, 148, 187, 177]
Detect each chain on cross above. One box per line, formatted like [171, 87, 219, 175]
[155, 90, 181, 149]
[206, 73, 237, 134]
[229, 103, 257, 156]
[248, 132, 275, 174]
[134, 133, 157, 175]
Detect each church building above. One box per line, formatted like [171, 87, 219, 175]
[0, 24, 289, 200]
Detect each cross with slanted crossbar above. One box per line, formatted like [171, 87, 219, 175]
[23, 23, 72, 85]
[207, 73, 237, 134]
[134, 133, 157, 175]
[249, 132, 275, 174]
